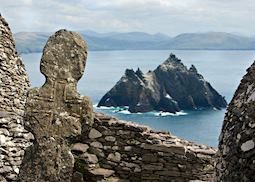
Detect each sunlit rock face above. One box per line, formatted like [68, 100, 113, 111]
[98, 53, 227, 113]
[217, 61, 255, 181]
[0, 14, 32, 182]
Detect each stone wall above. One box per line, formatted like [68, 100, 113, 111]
[216, 61, 255, 181]
[72, 112, 216, 182]
[0, 14, 33, 182]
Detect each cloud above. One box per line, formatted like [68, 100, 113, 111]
[0, 0, 254, 36]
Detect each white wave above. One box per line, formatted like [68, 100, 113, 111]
[152, 111, 187, 117]
[117, 110, 131, 114]
[97, 106, 116, 110]
[94, 103, 187, 117]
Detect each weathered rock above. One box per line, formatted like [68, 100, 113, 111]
[216, 61, 255, 181]
[107, 152, 121, 162]
[89, 128, 102, 139]
[98, 53, 227, 113]
[80, 153, 98, 164]
[72, 143, 89, 153]
[89, 168, 115, 178]
[17, 29, 93, 182]
[90, 141, 103, 149]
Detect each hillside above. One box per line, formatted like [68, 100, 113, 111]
[14, 31, 255, 54]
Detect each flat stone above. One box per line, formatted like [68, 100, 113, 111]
[72, 143, 89, 153]
[89, 129, 102, 139]
[241, 140, 255, 152]
[123, 146, 132, 151]
[0, 166, 12, 173]
[105, 136, 116, 142]
[143, 163, 163, 171]
[81, 153, 98, 164]
[141, 143, 186, 155]
[89, 168, 115, 178]
[107, 152, 121, 162]
[23, 133, 34, 141]
[107, 177, 130, 182]
[0, 135, 6, 145]
[90, 141, 103, 149]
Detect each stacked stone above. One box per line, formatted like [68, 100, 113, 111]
[72, 112, 216, 182]
[0, 15, 33, 181]
[216, 61, 255, 181]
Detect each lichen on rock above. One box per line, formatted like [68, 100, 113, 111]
[17, 29, 93, 182]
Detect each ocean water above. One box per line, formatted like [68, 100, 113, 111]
[21, 50, 255, 147]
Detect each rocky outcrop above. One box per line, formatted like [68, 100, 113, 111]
[17, 30, 94, 181]
[216, 61, 255, 181]
[72, 112, 216, 181]
[98, 54, 227, 113]
[0, 14, 33, 181]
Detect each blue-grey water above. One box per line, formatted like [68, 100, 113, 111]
[21, 50, 255, 147]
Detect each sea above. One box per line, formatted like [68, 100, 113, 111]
[21, 50, 255, 147]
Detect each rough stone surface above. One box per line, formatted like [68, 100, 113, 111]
[17, 29, 94, 182]
[89, 128, 102, 139]
[98, 53, 227, 113]
[216, 61, 255, 181]
[0, 14, 32, 181]
[73, 112, 216, 181]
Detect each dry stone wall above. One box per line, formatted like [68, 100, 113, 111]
[72, 112, 216, 182]
[0, 14, 33, 182]
[216, 61, 255, 181]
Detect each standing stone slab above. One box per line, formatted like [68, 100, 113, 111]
[18, 30, 93, 182]
[217, 61, 255, 181]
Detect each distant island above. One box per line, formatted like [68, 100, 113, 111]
[14, 31, 255, 54]
[97, 53, 227, 113]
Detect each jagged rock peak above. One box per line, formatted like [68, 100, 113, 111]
[189, 64, 198, 73]
[98, 54, 227, 113]
[166, 53, 182, 64]
[125, 68, 135, 75]
[159, 53, 186, 71]
[216, 60, 255, 181]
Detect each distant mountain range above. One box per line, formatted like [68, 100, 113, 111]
[14, 31, 255, 54]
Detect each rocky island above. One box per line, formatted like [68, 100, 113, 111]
[98, 54, 227, 113]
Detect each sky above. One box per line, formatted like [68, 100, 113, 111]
[0, 0, 255, 36]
